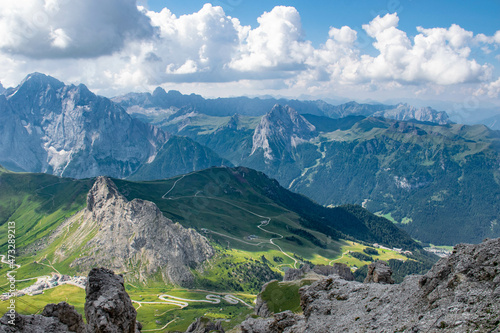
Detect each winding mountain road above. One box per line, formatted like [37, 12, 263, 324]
[161, 178, 300, 269]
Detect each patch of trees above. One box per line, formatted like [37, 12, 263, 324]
[349, 251, 373, 262]
[363, 247, 379, 255]
[286, 226, 327, 248]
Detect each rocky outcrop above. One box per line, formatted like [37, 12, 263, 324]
[0, 269, 140, 333]
[85, 268, 141, 333]
[283, 265, 311, 282]
[0, 302, 83, 333]
[313, 264, 354, 281]
[185, 317, 224, 333]
[283, 263, 354, 282]
[364, 261, 394, 284]
[241, 238, 500, 332]
[56, 177, 214, 286]
[41, 302, 86, 333]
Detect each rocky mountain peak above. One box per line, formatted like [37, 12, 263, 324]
[374, 103, 451, 125]
[152, 86, 168, 99]
[86, 176, 123, 211]
[57, 177, 215, 286]
[251, 104, 317, 159]
[18, 72, 65, 90]
[0, 74, 168, 178]
[266, 104, 316, 131]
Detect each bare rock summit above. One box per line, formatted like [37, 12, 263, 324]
[56, 176, 214, 286]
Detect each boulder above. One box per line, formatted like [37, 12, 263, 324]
[364, 261, 394, 284]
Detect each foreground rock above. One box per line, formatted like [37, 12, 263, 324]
[283, 263, 354, 282]
[56, 177, 214, 286]
[0, 302, 84, 333]
[364, 261, 394, 284]
[241, 238, 500, 332]
[253, 263, 355, 320]
[85, 268, 141, 333]
[185, 317, 225, 333]
[0, 268, 140, 333]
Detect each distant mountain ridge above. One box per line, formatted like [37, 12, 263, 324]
[0, 73, 229, 179]
[113, 87, 452, 124]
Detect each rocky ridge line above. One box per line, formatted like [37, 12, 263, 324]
[241, 238, 500, 332]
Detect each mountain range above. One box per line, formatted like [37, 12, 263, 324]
[1, 73, 499, 246]
[128, 101, 500, 245]
[0, 73, 228, 179]
[113, 87, 452, 123]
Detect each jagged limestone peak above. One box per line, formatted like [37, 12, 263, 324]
[86, 176, 124, 211]
[56, 177, 215, 286]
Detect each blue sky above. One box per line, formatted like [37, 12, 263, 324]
[0, 0, 498, 113]
[148, 0, 500, 38]
[146, 0, 500, 62]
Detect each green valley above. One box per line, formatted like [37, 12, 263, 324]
[0, 165, 431, 331]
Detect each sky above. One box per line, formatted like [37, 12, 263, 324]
[0, 0, 499, 116]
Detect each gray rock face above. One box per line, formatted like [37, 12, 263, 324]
[251, 104, 316, 160]
[364, 261, 394, 284]
[57, 177, 214, 286]
[241, 238, 500, 332]
[185, 317, 225, 333]
[283, 265, 311, 282]
[0, 73, 168, 178]
[373, 103, 451, 125]
[283, 263, 354, 282]
[313, 264, 354, 281]
[85, 268, 140, 333]
[41, 302, 86, 333]
[0, 302, 83, 333]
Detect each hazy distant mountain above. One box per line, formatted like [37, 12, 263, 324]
[479, 114, 500, 131]
[372, 104, 450, 125]
[114, 88, 452, 125]
[0, 82, 4, 94]
[0, 73, 228, 179]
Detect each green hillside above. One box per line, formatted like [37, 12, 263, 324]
[0, 169, 93, 253]
[0, 165, 427, 286]
[114, 167, 422, 253]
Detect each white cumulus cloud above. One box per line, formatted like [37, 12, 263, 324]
[0, 0, 153, 58]
[229, 6, 314, 72]
[0, 3, 497, 104]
